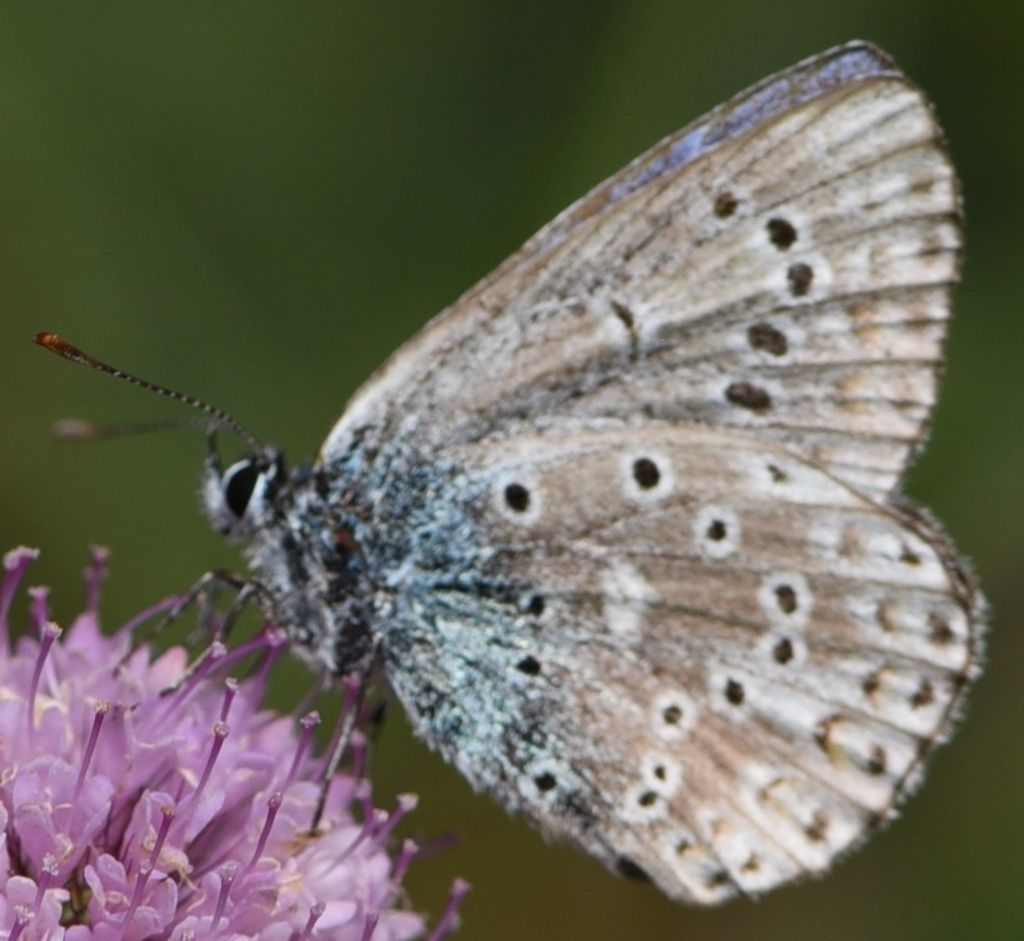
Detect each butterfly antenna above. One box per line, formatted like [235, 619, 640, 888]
[52, 416, 222, 442]
[34, 332, 264, 453]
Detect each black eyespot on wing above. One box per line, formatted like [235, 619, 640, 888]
[775, 584, 798, 614]
[726, 382, 772, 412]
[866, 745, 887, 776]
[706, 519, 727, 541]
[504, 483, 531, 512]
[662, 704, 683, 725]
[911, 679, 935, 709]
[773, 638, 795, 664]
[633, 457, 661, 489]
[713, 191, 738, 218]
[516, 656, 542, 676]
[787, 262, 814, 296]
[747, 322, 789, 356]
[637, 790, 658, 807]
[766, 217, 797, 249]
[534, 772, 557, 792]
[929, 613, 955, 645]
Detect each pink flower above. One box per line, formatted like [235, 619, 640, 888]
[0, 547, 467, 940]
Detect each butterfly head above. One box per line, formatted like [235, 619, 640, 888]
[202, 441, 287, 543]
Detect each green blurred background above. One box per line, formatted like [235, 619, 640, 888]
[1, 3, 1020, 939]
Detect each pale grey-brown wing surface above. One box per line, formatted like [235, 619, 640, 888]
[382, 426, 982, 902]
[323, 42, 960, 500]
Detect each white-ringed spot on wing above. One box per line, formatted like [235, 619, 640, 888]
[723, 374, 787, 419]
[758, 631, 807, 668]
[492, 472, 543, 525]
[707, 667, 755, 718]
[661, 828, 698, 862]
[787, 261, 814, 297]
[620, 450, 675, 503]
[744, 315, 806, 363]
[693, 504, 741, 559]
[766, 216, 798, 250]
[725, 380, 773, 414]
[622, 780, 671, 825]
[519, 756, 578, 805]
[758, 572, 813, 629]
[746, 321, 789, 356]
[755, 208, 809, 259]
[772, 250, 832, 304]
[651, 689, 698, 741]
[640, 752, 683, 800]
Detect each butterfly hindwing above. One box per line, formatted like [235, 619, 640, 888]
[380, 425, 981, 901]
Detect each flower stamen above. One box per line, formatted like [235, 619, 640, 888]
[298, 902, 326, 941]
[28, 585, 50, 632]
[285, 712, 321, 791]
[243, 791, 282, 876]
[391, 838, 419, 885]
[27, 622, 60, 742]
[427, 879, 471, 941]
[119, 860, 152, 939]
[374, 794, 419, 847]
[73, 701, 109, 804]
[84, 545, 109, 614]
[149, 805, 176, 868]
[219, 678, 239, 722]
[160, 642, 227, 712]
[360, 911, 380, 941]
[7, 906, 33, 941]
[178, 721, 229, 828]
[211, 862, 238, 930]
[1, 546, 40, 644]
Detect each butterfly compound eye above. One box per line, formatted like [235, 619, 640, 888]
[223, 460, 261, 518]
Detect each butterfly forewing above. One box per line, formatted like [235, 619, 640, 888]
[310, 41, 982, 904]
[325, 42, 959, 500]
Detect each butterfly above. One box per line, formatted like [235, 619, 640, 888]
[39, 40, 984, 904]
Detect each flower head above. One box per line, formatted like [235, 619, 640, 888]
[0, 547, 465, 940]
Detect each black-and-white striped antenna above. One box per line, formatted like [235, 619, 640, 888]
[34, 331, 264, 453]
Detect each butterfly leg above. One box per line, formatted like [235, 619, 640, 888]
[310, 673, 363, 832]
[292, 668, 329, 718]
[120, 568, 248, 660]
[117, 570, 277, 699]
[210, 576, 275, 645]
